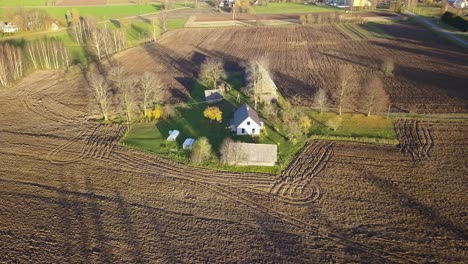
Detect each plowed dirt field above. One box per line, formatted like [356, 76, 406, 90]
[0, 70, 467, 263]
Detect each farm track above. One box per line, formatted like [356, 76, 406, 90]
[394, 119, 434, 162]
[270, 141, 333, 202]
[1, 32, 467, 262]
[1, 72, 416, 262]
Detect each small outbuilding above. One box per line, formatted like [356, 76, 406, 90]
[226, 142, 277, 166]
[167, 130, 180, 141]
[204, 89, 223, 104]
[183, 138, 196, 150]
[1, 22, 20, 33]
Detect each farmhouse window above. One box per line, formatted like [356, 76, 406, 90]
[242, 128, 245, 134]
[247, 121, 250, 125]
[252, 129, 255, 133]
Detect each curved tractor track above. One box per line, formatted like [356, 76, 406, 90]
[394, 119, 434, 162]
[0, 72, 420, 264]
[270, 141, 333, 204]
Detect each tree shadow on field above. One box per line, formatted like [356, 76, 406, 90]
[144, 43, 196, 76]
[114, 190, 146, 263]
[395, 65, 468, 101]
[318, 51, 370, 68]
[169, 85, 190, 103]
[364, 172, 468, 241]
[84, 176, 115, 263]
[273, 71, 319, 105]
[254, 211, 306, 259]
[371, 41, 468, 68]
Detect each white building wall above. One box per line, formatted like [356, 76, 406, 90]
[236, 117, 261, 136]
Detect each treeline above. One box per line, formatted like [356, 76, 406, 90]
[28, 38, 70, 70]
[69, 15, 128, 61]
[0, 38, 71, 87]
[3, 8, 54, 32]
[0, 43, 23, 87]
[88, 65, 168, 122]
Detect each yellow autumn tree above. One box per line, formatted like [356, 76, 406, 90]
[203, 106, 222, 122]
[152, 105, 163, 120]
[299, 116, 312, 135]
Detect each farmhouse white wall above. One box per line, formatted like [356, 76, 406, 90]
[236, 117, 261, 136]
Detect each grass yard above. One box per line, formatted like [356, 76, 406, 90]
[1, 0, 45, 6]
[307, 111, 396, 139]
[0, 3, 187, 22]
[253, 3, 340, 14]
[121, 72, 397, 175]
[412, 5, 442, 19]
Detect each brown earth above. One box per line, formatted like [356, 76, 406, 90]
[125, 23, 468, 113]
[0, 69, 467, 262]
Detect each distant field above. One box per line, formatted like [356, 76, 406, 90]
[1, 0, 45, 6]
[0, 2, 188, 22]
[253, 3, 340, 14]
[0, 0, 162, 6]
[0, 4, 164, 21]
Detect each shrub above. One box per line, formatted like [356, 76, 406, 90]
[382, 57, 394, 76]
[441, 11, 468, 32]
[191, 137, 212, 164]
[300, 15, 307, 25]
[326, 115, 343, 131]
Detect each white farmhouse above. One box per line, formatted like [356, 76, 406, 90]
[230, 104, 263, 136]
[1, 23, 20, 33]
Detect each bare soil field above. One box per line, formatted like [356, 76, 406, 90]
[193, 11, 398, 22]
[0, 69, 467, 262]
[131, 24, 468, 113]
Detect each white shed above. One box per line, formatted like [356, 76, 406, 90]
[167, 130, 180, 141]
[183, 138, 196, 150]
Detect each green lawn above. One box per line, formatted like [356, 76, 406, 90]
[306, 111, 396, 140]
[253, 3, 340, 14]
[1, 0, 45, 6]
[121, 72, 397, 175]
[412, 5, 441, 19]
[0, 4, 187, 22]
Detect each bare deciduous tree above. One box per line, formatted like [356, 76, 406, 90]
[361, 76, 389, 116]
[326, 115, 342, 131]
[199, 57, 225, 89]
[140, 72, 163, 115]
[0, 43, 24, 87]
[108, 65, 126, 89]
[88, 73, 111, 121]
[245, 58, 275, 110]
[160, 12, 168, 32]
[27, 38, 70, 70]
[162, 104, 176, 119]
[220, 138, 234, 165]
[150, 18, 161, 41]
[333, 64, 359, 115]
[120, 76, 139, 122]
[314, 88, 327, 113]
[382, 57, 394, 76]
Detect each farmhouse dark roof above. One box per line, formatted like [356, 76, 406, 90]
[231, 104, 261, 127]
